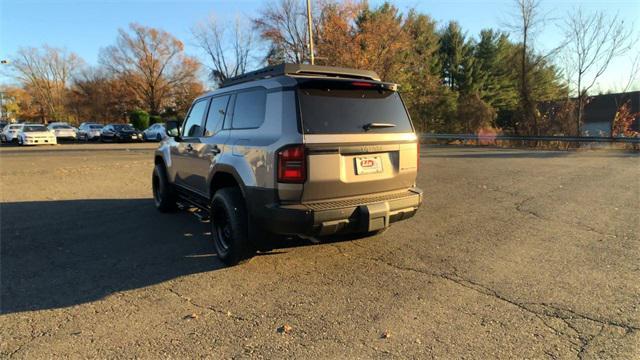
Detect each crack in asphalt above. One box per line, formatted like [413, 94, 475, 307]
[166, 287, 248, 322]
[515, 197, 543, 219]
[330, 244, 639, 358]
[576, 324, 605, 360]
[4, 315, 74, 359]
[487, 187, 624, 240]
[533, 314, 582, 348]
[509, 195, 627, 241]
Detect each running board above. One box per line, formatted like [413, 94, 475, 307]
[177, 201, 210, 222]
[174, 188, 210, 222]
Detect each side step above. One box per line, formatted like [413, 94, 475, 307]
[177, 201, 210, 222]
[174, 187, 211, 222]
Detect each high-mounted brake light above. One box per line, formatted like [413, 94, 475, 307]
[278, 144, 306, 183]
[351, 81, 376, 88]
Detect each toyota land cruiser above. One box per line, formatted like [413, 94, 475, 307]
[153, 64, 422, 265]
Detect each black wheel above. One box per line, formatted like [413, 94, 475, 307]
[156, 133, 162, 141]
[210, 187, 255, 265]
[152, 164, 177, 212]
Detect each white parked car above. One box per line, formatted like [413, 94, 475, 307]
[1, 124, 24, 143]
[77, 123, 104, 141]
[17, 124, 57, 146]
[47, 123, 77, 141]
[142, 123, 166, 141]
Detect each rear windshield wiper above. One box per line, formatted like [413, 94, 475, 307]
[363, 122, 396, 131]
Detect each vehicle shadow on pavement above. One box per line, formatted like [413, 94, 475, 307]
[0, 199, 223, 314]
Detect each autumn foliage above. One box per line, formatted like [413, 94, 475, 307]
[612, 100, 640, 137]
[2, 0, 634, 137]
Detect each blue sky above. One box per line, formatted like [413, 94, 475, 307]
[1, 0, 638, 92]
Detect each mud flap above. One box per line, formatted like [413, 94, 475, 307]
[359, 202, 390, 232]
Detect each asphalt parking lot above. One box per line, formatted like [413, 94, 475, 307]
[0, 144, 638, 359]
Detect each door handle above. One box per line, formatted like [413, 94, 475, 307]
[186, 144, 194, 152]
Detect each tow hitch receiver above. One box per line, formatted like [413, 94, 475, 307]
[359, 202, 390, 232]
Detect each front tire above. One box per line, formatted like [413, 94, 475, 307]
[211, 187, 255, 265]
[152, 164, 177, 212]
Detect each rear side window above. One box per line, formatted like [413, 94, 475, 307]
[204, 95, 230, 136]
[297, 81, 413, 134]
[231, 89, 266, 129]
[183, 98, 209, 137]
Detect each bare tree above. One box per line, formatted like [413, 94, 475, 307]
[505, 0, 568, 136]
[254, 0, 312, 64]
[508, 0, 544, 135]
[100, 23, 201, 115]
[563, 9, 633, 133]
[619, 46, 640, 93]
[7, 46, 83, 122]
[192, 16, 257, 86]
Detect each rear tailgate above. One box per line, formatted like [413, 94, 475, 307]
[297, 79, 418, 202]
[303, 134, 418, 201]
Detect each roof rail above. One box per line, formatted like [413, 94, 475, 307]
[220, 63, 381, 88]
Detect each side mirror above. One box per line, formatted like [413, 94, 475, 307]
[166, 120, 181, 139]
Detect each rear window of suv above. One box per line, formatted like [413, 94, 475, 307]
[297, 80, 413, 134]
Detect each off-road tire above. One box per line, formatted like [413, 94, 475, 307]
[152, 164, 177, 212]
[210, 187, 255, 265]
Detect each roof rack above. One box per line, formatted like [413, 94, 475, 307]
[221, 63, 381, 88]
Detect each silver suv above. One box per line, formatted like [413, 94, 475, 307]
[153, 64, 422, 265]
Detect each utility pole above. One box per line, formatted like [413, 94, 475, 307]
[306, 0, 315, 65]
[0, 91, 4, 121]
[0, 60, 7, 121]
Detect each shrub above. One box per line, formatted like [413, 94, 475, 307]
[456, 93, 496, 133]
[149, 115, 162, 125]
[129, 110, 149, 130]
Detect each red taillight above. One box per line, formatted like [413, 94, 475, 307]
[278, 144, 306, 183]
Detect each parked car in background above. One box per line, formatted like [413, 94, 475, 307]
[142, 123, 166, 141]
[47, 123, 77, 141]
[77, 123, 104, 141]
[0, 121, 8, 131]
[1, 123, 24, 143]
[17, 124, 57, 146]
[100, 124, 143, 142]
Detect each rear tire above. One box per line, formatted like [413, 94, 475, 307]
[211, 187, 255, 266]
[152, 164, 177, 212]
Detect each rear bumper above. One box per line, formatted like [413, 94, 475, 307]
[248, 188, 423, 237]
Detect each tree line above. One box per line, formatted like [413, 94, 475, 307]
[1, 0, 637, 135]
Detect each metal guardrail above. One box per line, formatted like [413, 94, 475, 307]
[420, 133, 640, 144]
